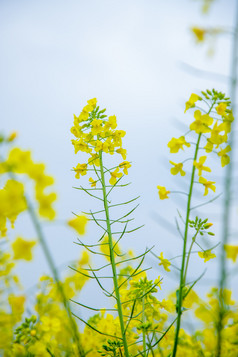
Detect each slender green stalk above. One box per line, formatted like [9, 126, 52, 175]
[26, 198, 85, 357]
[216, 1, 238, 355]
[98, 150, 130, 357]
[172, 132, 202, 357]
[183, 230, 199, 284]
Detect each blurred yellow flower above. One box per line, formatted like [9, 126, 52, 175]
[68, 215, 88, 235]
[12, 237, 36, 261]
[224, 244, 238, 263]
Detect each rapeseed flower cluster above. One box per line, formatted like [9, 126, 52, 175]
[71, 98, 131, 185]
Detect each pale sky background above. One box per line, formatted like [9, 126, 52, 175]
[0, 0, 237, 320]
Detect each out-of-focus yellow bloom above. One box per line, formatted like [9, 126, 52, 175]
[8, 295, 25, 318]
[184, 93, 202, 113]
[78, 250, 90, 266]
[109, 167, 123, 185]
[157, 185, 170, 199]
[68, 215, 88, 235]
[28, 341, 50, 356]
[100, 235, 121, 261]
[12, 237, 36, 261]
[169, 161, 185, 176]
[0, 180, 27, 236]
[224, 245, 238, 263]
[199, 177, 216, 196]
[193, 156, 211, 176]
[158, 252, 171, 272]
[167, 136, 190, 153]
[41, 316, 61, 333]
[191, 27, 206, 42]
[7, 131, 18, 142]
[36, 192, 57, 220]
[198, 249, 216, 262]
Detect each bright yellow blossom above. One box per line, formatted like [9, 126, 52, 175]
[89, 177, 97, 187]
[167, 136, 190, 153]
[109, 167, 123, 185]
[105, 115, 117, 130]
[12, 237, 36, 261]
[91, 119, 103, 135]
[198, 249, 216, 262]
[116, 147, 127, 159]
[68, 215, 88, 235]
[169, 161, 185, 176]
[184, 93, 202, 112]
[87, 98, 97, 108]
[193, 156, 211, 176]
[157, 186, 170, 199]
[119, 161, 131, 175]
[73, 163, 87, 179]
[190, 110, 213, 134]
[88, 154, 100, 167]
[199, 177, 216, 196]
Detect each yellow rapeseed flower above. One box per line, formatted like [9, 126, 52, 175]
[169, 161, 185, 176]
[199, 177, 216, 196]
[190, 110, 213, 134]
[109, 167, 123, 185]
[119, 161, 131, 175]
[184, 93, 202, 113]
[167, 136, 190, 153]
[157, 186, 170, 199]
[198, 249, 216, 262]
[73, 163, 87, 179]
[193, 156, 211, 176]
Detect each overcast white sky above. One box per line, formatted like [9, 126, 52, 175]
[0, 0, 237, 318]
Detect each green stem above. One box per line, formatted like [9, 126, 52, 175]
[27, 198, 85, 357]
[172, 132, 201, 357]
[183, 229, 200, 284]
[98, 150, 129, 357]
